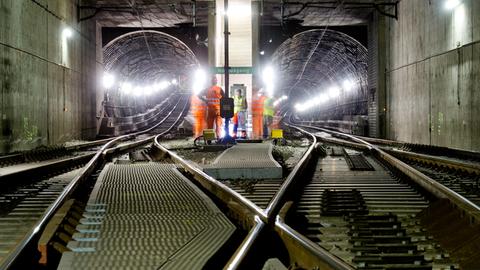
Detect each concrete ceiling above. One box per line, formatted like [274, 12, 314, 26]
[85, 0, 383, 27]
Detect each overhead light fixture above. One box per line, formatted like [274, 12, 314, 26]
[223, 3, 251, 17]
[445, 0, 461, 10]
[171, 79, 178, 85]
[62, 27, 73, 38]
[260, 51, 265, 55]
[62, 27, 73, 39]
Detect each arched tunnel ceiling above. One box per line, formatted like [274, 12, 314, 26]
[271, 29, 368, 116]
[104, 30, 198, 83]
[86, 0, 377, 27]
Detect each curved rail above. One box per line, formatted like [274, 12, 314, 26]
[0, 94, 190, 269]
[265, 123, 317, 219]
[295, 123, 480, 223]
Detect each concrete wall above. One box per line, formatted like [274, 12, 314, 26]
[0, 0, 99, 153]
[385, 0, 480, 151]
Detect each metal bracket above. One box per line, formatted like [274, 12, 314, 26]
[77, 5, 134, 22]
[280, 1, 399, 23]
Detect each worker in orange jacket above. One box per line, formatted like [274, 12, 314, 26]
[190, 95, 206, 138]
[252, 88, 265, 139]
[201, 76, 225, 139]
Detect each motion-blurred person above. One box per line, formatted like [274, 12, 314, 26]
[190, 94, 206, 138]
[252, 87, 265, 139]
[233, 88, 247, 139]
[263, 94, 274, 138]
[202, 76, 225, 139]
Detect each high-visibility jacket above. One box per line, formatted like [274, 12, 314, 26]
[206, 85, 223, 111]
[234, 95, 247, 113]
[263, 97, 274, 117]
[252, 94, 265, 116]
[191, 95, 206, 116]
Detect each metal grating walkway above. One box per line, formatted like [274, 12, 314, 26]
[58, 163, 235, 270]
[203, 143, 282, 180]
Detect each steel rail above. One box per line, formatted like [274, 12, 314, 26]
[384, 148, 480, 175]
[264, 123, 317, 219]
[0, 94, 188, 269]
[151, 116, 358, 269]
[224, 216, 266, 270]
[103, 93, 189, 156]
[300, 120, 480, 160]
[152, 139, 267, 222]
[295, 123, 480, 223]
[274, 217, 355, 270]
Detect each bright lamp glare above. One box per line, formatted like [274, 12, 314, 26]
[262, 66, 275, 96]
[282, 95, 288, 100]
[120, 82, 132, 94]
[102, 73, 115, 89]
[328, 86, 340, 98]
[342, 79, 355, 92]
[62, 28, 73, 39]
[193, 69, 206, 95]
[171, 79, 178, 85]
[159, 81, 170, 90]
[223, 4, 251, 16]
[133, 86, 143, 97]
[144, 85, 153, 96]
[445, 0, 461, 10]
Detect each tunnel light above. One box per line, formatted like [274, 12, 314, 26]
[262, 66, 275, 96]
[445, 0, 461, 10]
[319, 93, 329, 103]
[171, 79, 178, 85]
[223, 3, 251, 17]
[133, 86, 143, 97]
[273, 95, 288, 107]
[342, 79, 355, 92]
[153, 81, 169, 92]
[102, 73, 115, 89]
[120, 82, 132, 94]
[295, 103, 304, 112]
[328, 86, 340, 98]
[62, 27, 73, 39]
[144, 85, 153, 96]
[193, 69, 207, 95]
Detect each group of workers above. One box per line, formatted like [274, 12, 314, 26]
[191, 76, 275, 140]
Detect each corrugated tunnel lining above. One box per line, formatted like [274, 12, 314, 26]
[103, 30, 199, 83]
[272, 29, 368, 117]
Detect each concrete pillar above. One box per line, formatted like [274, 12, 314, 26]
[211, 0, 254, 137]
[207, 1, 216, 66]
[367, 11, 387, 138]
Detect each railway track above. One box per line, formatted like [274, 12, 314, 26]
[282, 121, 480, 269]
[3, 102, 480, 269]
[0, 93, 190, 268]
[297, 123, 480, 210]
